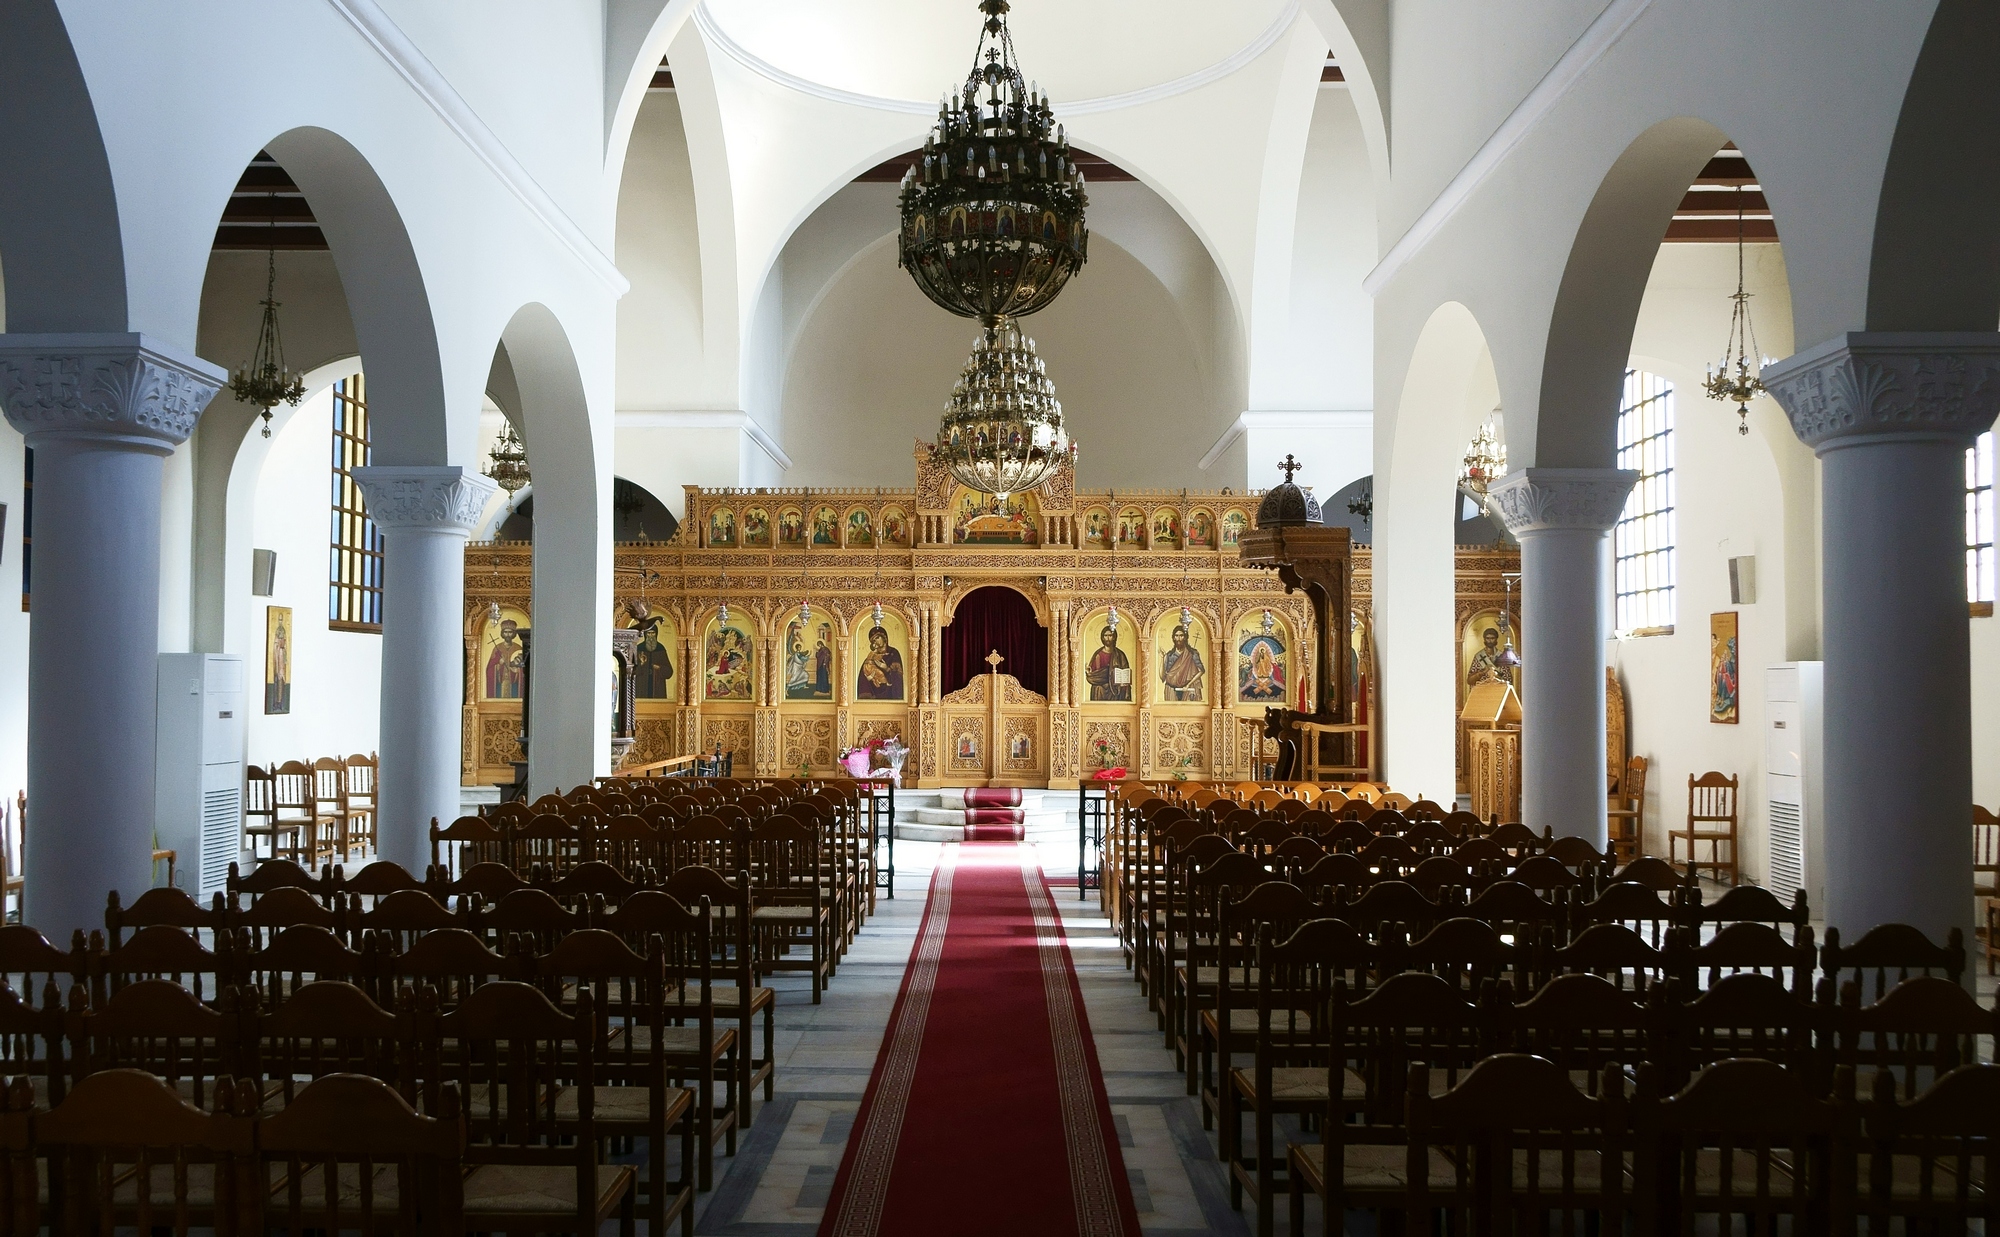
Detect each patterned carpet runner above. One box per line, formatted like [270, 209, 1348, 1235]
[816, 844, 1141, 1237]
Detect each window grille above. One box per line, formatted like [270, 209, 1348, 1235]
[1613, 369, 1676, 636]
[329, 374, 384, 631]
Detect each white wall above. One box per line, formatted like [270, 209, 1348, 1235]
[0, 420, 26, 815]
[244, 385, 382, 767]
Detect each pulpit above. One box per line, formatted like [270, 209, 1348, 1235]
[1461, 680, 1522, 822]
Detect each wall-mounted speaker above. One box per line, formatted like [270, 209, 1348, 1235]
[251, 549, 277, 597]
[1729, 555, 1757, 605]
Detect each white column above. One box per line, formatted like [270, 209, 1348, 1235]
[0, 334, 223, 940]
[349, 466, 495, 874]
[1489, 468, 1637, 846]
[1764, 333, 2000, 939]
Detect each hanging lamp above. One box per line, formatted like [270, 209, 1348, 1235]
[228, 184, 306, 437]
[1701, 190, 1772, 436]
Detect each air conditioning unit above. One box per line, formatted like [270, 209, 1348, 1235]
[153, 654, 246, 898]
[1764, 662, 1824, 908]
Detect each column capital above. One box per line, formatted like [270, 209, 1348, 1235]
[1488, 467, 1637, 535]
[1762, 331, 2000, 452]
[350, 465, 495, 533]
[0, 333, 224, 455]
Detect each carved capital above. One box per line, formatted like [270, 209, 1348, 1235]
[1761, 332, 2000, 452]
[1488, 468, 1637, 535]
[350, 465, 495, 533]
[0, 333, 224, 454]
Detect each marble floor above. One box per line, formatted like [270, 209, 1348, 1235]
[688, 833, 1293, 1237]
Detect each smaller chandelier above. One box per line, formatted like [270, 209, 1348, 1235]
[873, 600, 886, 628]
[1107, 604, 1120, 631]
[934, 319, 1072, 499]
[1459, 416, 1507, 498]
[1261, 608, 1275, 636]
[1180, 605, 1193, 631]
[486, 424, 530, 494]
[228, 249, 306, 439]
[1703, 196, 1772, 436]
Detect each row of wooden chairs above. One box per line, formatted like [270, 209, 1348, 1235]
[242, 756, 377, 869]
[1230, 917, 1995, 1237]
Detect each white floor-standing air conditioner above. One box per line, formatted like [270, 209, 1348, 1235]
[1764, 661, 1824, 908]
[153, 653, 246, 898]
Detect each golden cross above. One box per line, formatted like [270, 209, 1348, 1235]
[985, 650, 1006, 672]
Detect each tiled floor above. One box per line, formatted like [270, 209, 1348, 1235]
[691, 832, 1275, 1236]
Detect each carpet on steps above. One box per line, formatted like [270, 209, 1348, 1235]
[964, 807, 1023, 825]
[961, 823, 1026, 841]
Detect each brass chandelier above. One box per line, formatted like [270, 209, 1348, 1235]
[486, 423, 530, 494]
[935, 319, 1070, 501]
[1702, 195, 1771, 436]
[902, 0, 1087, 497]
[228, 191, 306, 438]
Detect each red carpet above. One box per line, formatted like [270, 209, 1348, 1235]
[818, 844, 1141, 1237]
[961, 823, 1025, 841]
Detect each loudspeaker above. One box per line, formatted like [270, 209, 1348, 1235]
[1728, 555, 1757, 605]
[251, 548, 277, 597]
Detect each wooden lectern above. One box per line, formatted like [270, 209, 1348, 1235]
[1460, 680, 1522, 822]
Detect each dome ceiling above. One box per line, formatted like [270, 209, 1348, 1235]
[697, 0, 1296, 110]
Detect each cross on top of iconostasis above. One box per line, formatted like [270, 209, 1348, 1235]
[986, 650, 1006, 672]
[1277, 454, 1301, 483]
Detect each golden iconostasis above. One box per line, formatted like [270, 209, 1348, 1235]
[461, 447, 1516, 790]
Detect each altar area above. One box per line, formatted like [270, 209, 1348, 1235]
[461, 447, 1520, 792]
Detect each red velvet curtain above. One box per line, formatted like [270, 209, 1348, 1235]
[941, 586, 1048, 697]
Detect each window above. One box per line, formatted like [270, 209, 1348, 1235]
[1613, 369, 1676, 636]
[328, 374, 384, 631]
[1969, 430, 1995, 609]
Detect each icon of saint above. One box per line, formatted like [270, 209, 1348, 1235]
[1085, 624, 1132, 702]
[486, 619, 525, 699]
[1160, 624, 1205, 702]
[857, 625, 905, 701]
[634, 618, 673, 698]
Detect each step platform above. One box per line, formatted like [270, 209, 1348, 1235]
[897, 788, 1070, 842]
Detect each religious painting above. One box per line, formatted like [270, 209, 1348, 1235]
[783, 609, 836, 701]
[1082, 507, 1111, 548]
[1459, 609, 1521, 705]
[951, 486, 1041, 545]
[845, 508, 875, 547]
[1221, 509, 1248, 548]
[854, 610, 909, 702]
[1152, 509, 1181, 549]
[704, 616, 754, 701]
[478, 604, 530, 702]
[1236, 612, 1289, 704]
[810, 506, 840, 546]
[778, 507, 806, 546]
[953, 729, 981, 767]
[1116, 507, 1146, 547]
[741, 507, 771, 548]
[1153, 613, 1208, 704]
[1010, 732, 1032, 761]
[1711, 611, 1740, 724]
[879, 506, 910, 547]
[631, 614, 677, 700]
[1187, 509, 1215, 548]
[707, 508, 735, 547]
[1081, 614, 1137, 703]
[264, 605, 292, 715]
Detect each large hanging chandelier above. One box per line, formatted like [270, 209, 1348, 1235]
[898, 0, 1088, 327]
[935, 320, 1072, 501]
[486, 423, 530, 494]
[228, 191, 306, 438]
[1702, 195, 1771, 436]
[1459, 415, 1507, 500]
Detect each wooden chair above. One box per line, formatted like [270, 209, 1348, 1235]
[1634, 1058, 1855, 1237]
[243, 763, 306, 865]
[310, 756, 356, 865]
[659, 868, 774, 1123]
[1407, 1055, 1630, 1237]
[1606, 754, 1648, 866]
[534, 929, 700, 1224]
[232, 926, 371, 1014]
[273, 760, 335, 868]
[1833, 975, 1999, 1101]
[1819, 923, 1966, 1006]
[1855, 1063, 2000, 1231]
[340, 753, 378, 860]
[65, 980, 235, 1108]
[36, 1067, 255, 1235]
[244, 979, 405, 1103]
[747, 819, 831, 1002]
[90, 925, 224, 1005]
[1977, 805, 2000, 974]
[1670, 771, 1739, 886]
[253, 1072, 464, 1237]
[414, 982, 637, 1235]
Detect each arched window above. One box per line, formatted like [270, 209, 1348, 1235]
[1613, 369, 1676, 637]
[328, 374, 384, 631]
[1969, 430, 1995, 609]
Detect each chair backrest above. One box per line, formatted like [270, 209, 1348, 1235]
[94, 925, 223, 1003]
[342, 753, 378, 801]
[236, 925, 369, 1011]
[1856, 1063, 2000, 1226]
[249, 979, 404, 1098]
[1686, 770, 1738, 823]
[69, 980, 233, 1105]
[1667, 971, 1822, 1088]
[37, 1068, 255, 1235]
[272, 760, 318, 820]
[255, 1072, 462, 1236]
[311, 756, 346, 813]
[1819, 923, 1966, 1005]
[1836, 975, 1999, 1100]
[1408, 1054, 1628, 1231]
[1621, 755, 1649, 805]
[244, 764, 275, 819]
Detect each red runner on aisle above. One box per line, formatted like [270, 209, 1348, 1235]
[817, 844, 1141, 1237]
